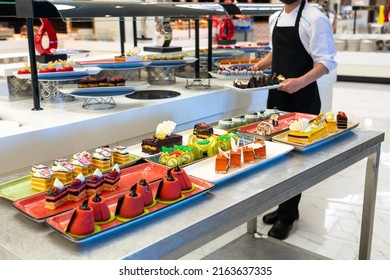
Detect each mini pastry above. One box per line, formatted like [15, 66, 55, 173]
[86, 168, 104, 196]
[171, 166, 193, 191]
[89, 193, 111, 223]
[136, 179, 154, 207]
[67, 173, 87, 201]
[91, 147, 112, 172]
[112, 146, 131, 165]
[102, 163, 121, 191]
[156, 169, 182, 201]
[66, 199, 96, 236]
[115, 184, 145, 219]
[45, 178, 69, 210]
[30, 164, 55, 191]
[51, 158, 75, 185]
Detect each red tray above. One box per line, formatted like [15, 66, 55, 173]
[13, 163, 170, 222]
[45, 175, 214, 243]
[237, 112, 317, 140]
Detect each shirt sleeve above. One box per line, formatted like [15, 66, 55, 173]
[306, 14, 337, 73]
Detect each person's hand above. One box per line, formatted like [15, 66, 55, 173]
[277, 78, 305, 94]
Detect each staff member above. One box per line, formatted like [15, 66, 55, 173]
[254, 0, 336, 240]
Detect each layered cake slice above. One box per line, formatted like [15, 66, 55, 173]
[30, 164, 55, 191]
[112, 146, 131, 165]
[68, 173, 87, 201]
[325, 111, 337, 132]
[86, 168, 104, 196]
[242, 146, 255, 164]
[141, 120, 183, 155]
[51, 158, 75, 185]
[215, 149, 230, 174]
[45, 178, 69, 210]
[337, 111, 348, 129]
[103, 164, 121, 191]
[71, 151, 93, 177]
[287, 118, 327, 144]
[253, 140, 266, 159]
[193, 122, 214, 139]
[91, 147, 112, 172]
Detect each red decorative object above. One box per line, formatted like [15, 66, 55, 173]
[34, 18, 58, 55]
[217, 18, 235, 41]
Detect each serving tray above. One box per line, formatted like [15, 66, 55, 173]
[237, 112, 317, 140]
[0, 155, 141, 202]
[45, 173, 214, 244]
[12, 162, 167, 221]
[272, 120, 360, 152]
[183, 141, 293, 184]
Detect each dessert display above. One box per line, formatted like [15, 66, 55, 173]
[233, 73, 285, 89]
[71, 151, 93, 177]
[136, 179, 155, 207]
[171, 166, 193, 192]
[114, 47, 143, 62]
[115, 184, 145, 220]
[66, 199, 97, 236]
[337, 111, 348, 129]
[325, 111, 337, 132]
[86, 168, 104, 196]
[57, 59, 74, 72]
[67, 173, 87, 201]
[112, 146, 131, 165]
[17, 62, 31, 74]
[88, 193, 111, 223]
[216, 65, 263, 76]
[30, 164, 55, 191]
[156, 169, 183, 202]
[102, 164, 121, 191]
[215, 149, 230, 174]
[51, 158, 75, 185]
[147, 53, 184, 61]
[141, 120, 183, 155]
[45, 178, 69, 210]
[77, 76, 126, 88]
[287, 118, 327, 144]
[91, 147, 113, 172]
[193, 122, 214, 139]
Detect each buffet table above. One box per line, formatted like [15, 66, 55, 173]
[0, 127, 384, 260]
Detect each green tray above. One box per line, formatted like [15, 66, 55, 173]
[0, 154, 141, 202]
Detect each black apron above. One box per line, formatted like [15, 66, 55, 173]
[267, 0, 321, 115]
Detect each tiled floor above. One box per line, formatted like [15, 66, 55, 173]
[181, 81, 390, 260]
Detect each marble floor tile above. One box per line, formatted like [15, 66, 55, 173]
[181, 81, 390, 260]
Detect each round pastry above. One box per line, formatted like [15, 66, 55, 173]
[89, 193, 111, 223]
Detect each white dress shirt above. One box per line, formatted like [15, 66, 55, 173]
[269, 3, 337, 73]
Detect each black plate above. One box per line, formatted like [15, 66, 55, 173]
[125, 90, 180, 100]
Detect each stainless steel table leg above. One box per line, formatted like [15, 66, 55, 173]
[359, 144, 381, 260]
[247, 217, 258, 234]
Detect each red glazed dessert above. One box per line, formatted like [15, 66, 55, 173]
[103, 163, 121, 191]
[136, 179, 154, 207]
[230, 148, 242, 168]
[171, 166, 192, 191]
[242, 146, 255, 164]
[253, 140, 266, 159]
[115, 184, 144, 219]
[156, 169, 182, 201]
[88, 193, 111, 222]
[66, 199, 95, 236]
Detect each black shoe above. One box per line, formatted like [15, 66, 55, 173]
[268, 220, 293, 240]
[262, 211, 299, 225]
[262, 210, 278, 225]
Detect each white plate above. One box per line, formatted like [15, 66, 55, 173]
[126, 127, 228, 159]
[208, 71, 264, 80]
[183, 141, 294, 184]
[58, 81, 149, 96]
[0, 120, 21, 129]
[224, 83, 282, 92]
[13, 67, 102, 80]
